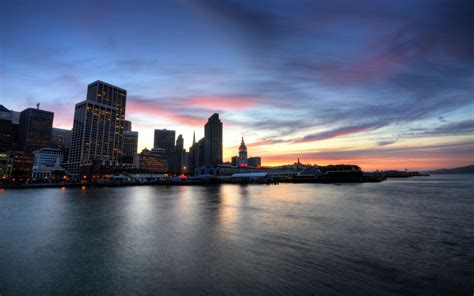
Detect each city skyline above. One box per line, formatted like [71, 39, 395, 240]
[2, 0, 473, 170]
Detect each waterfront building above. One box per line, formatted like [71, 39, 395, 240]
[248, 157, 262, 167]
[169, 134, 185, 174]
[0, 105, 13, 152]
[68, 81, 127, 179]
[230, 136, 262, 168]
[33, 148, 63, 167]
[154, 129, 175, 153]
[193, 164, 296, 178]
[50, 128, 72, 163]
[204, 113, 222, 166]
[32, 148, 65, 179]
[124, 120, 132, 132]
[11, 151, 34, 182]
[237, 137, 248, 167]
[231, 156, 238, 167]
[138, 148, 168, 173]
[10, 122, 19, 151]
[0, 152, 13, 179]
[122, 130, 139, 167]
[50, 128, 72, 150]
[18, 106, 54, 154]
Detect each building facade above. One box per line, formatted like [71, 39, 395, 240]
[124, 120, 132, 132]
[0, 105, 13, 152]
[139, 148, 168, 173]
[68, 81, 127, 179]
[248, 157, 262, 167]
[204, 113, 222, 166]
[169, 134, 185, 174]
[50, 128, 72, 163]
[122, 130, 139, 167]
[0, 153, 13, 179]
[32, 148, 64, 179]
[153, 129, 175, 153]
[18, 106, 54, 154]
[237, 137, 248, 167]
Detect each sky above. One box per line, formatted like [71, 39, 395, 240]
[1, 0, 473, 170]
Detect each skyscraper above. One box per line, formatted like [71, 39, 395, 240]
[68, 80, 126, 179]
[18, 106, 54, 154]
[122, 131, 139, 167]
[153, 129, 175, 153]
[169, 134, 184, 173]
[0, 105, 13, 152]
[50, 128, 72, 163]
[50, 128, 72, 150]
[124, 120, 132, 132]
[204, 113, 222, 166]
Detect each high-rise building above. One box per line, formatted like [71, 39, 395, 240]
[237, 137, 248, 167]
[124, 120, 132, 132]
[50, 128, 72, 150]
[169, 134, 184, 173]
[122, 131, 139, 167]
[68, 80, 126, 179]
[18, 106, 54, 154]
[204, 113, 222, 166]
[50, 128, 72, 163]
[0, 105, 13, 152]
[153, 129, 175, 153]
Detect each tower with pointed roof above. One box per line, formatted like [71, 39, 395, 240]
[238, 137, 248, 167]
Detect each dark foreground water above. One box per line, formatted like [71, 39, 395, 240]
[1, 175, 473, 295]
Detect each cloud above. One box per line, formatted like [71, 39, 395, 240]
[377, 139, 399, 146]
[183, 95, 261, 110]
[405, 120, 474, 138]
[294, 123, 382, 144]
[127, 96, 206, 126]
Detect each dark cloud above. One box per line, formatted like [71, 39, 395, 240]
[406, 120, 474, 138]
[377, 139, 399, 146]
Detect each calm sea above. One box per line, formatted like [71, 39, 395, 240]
[1, 175, 473, 295]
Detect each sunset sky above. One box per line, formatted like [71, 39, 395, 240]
[1, 0, 473, 170]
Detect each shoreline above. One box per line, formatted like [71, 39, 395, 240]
[0, 174, 432, 190]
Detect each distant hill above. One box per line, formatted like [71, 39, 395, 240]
[428, 165, 474, 174]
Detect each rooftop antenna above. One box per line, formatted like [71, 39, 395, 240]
[36, 103, 40, 110]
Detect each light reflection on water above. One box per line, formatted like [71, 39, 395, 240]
[0, 175, 473, 295]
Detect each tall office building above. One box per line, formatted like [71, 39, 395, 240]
[153, 129, 175, 153]
[50, 128, 72, 150]
[122, 131, 139, 167]
[68, 81, 127, 178]
[18, 106, 54, 154]
[204, 113, 222, 166]
[0, 105, 13, 152]
[170, 134, 184, 173]
[124, 120, 132, 132]
[50, 128, 72, 163]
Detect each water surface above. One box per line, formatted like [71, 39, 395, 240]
[1, 175, 473, 295]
